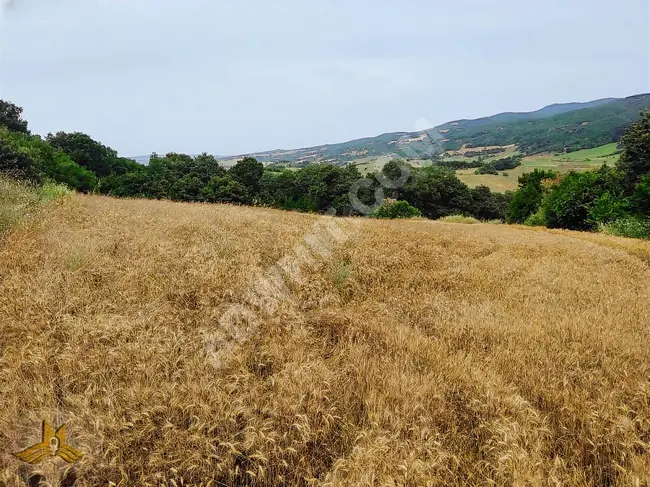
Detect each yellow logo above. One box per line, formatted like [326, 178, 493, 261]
[12, 421, 84, 465]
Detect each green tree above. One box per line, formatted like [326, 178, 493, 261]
[617, 110, 650, 185]
[371, 200, 421, 219]
[402, 166, 472, 219]
[0, 100, 29, 134]
[631, 172, 650, 216]
[543, 166, 626, 230]
[47, 132, 137, 178]
[203, 176, 249, 204]
[229, 157, 264, 200]
[506, 169, 558, 223]
[0, 136, 39, 181]
[0, 127, 98, 191]
[470, 185, 511, 221]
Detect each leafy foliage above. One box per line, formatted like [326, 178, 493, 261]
[8, 96, 650, 236]
[542, 167, 626, 230]
[47, 131, 139, 178]
[599, 217, 650, 239]
[631, 173, 650, 216]
[0, 100, 29, 134]
[616, 110, 650, 185]
[474, 155, 523, 175]
[0, 126, 98, 191]
[506, 169, 558, 224]
[371, 200, 421, 219]
[469, 185, 512, 221]
[401, 166, 473, 220]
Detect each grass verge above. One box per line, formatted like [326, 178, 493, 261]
[0, 177, 71, 237]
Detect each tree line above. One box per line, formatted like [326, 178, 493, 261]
[1, 99, 649, 238]
[505, 112, 650, 237]
[0, 99, 511, 220]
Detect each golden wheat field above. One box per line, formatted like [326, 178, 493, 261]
[1, 193, 650, 486]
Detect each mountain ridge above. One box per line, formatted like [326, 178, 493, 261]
[131, 95, 650, 166]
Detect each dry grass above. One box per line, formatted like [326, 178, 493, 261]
[1, 195, 650, 486]
[0, 178, 41, 235]
[0, 177, 71, 237]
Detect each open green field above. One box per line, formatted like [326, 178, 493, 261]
[457, 143, 621, 192]
[523, 143, 621, 168]
[350, 155, 432, 175]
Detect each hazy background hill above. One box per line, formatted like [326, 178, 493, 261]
[133, 94, 647, 168]
[133, 94, 650, 166]
[439, 97, 618, 128]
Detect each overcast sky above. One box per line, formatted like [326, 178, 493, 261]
[0, 0, 648, 157]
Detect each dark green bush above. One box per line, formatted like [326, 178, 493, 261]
[631, 173, 650, 216]
[506, 169, 558, 223]
[371, 200, 421, 219]
[587, 192, 630, 225]
[543, 166, 626, 230]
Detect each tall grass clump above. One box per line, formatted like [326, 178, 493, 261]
[599, 216, 650, 240]
[0, 177, 40, 234]
[39, 181, 72, 202]
[439, 214, 480, 224]
[0, 177, 70, 236]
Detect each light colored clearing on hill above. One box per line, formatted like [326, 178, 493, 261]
[350, 155, 431, 175]
[456, 167, 525, 191]
[1, 195, 650, 485]
[397, 133, 428, 144]
[444, 144, 516, 157]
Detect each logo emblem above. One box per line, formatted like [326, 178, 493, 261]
[12, 421, 84, 464]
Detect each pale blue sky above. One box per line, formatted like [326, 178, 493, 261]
[1, 0, 648, 157]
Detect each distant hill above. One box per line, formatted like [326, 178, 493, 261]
[440, 98, 617, 129]
[438, 94, 650, 154]
[131, 95, 650, 166]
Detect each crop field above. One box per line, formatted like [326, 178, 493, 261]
[457, 143, 621, 191]
[1, 192, 650, 486]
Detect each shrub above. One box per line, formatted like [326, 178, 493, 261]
[0, 177, 40, 235]
[402, 166, 473, 219]
[617, 110, 650, 185]
[40, 182, 72, 202]
[371, 200, 421, 219]
[474, 165, 498, 175]
[474, 156, 522, 175]
[506, 169, 558, 224]
[631, 172, 650, 216]
[543, 166, 626, 230]
[599, 217, 650, 240]
[439, 215, 480, 224]
[523, 208, 547, 227]
[469, 185, 511, 221]
[587, 192, 629, 225]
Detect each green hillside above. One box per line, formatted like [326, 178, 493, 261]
[213, 95, 649, 167]
[442, 94, 650, 153]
